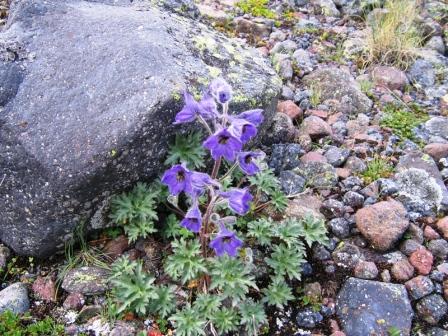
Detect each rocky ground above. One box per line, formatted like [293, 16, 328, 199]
[1, 0, 448, 335]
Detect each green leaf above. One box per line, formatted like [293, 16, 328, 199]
[164, 239, 207, 284]
[109, 182, 159, 242]
[248, 168, 280, 195]
[209, 255, 258, 304]
[162, 214, 193, 240]
[239, 300, 267, 336]
[165, 132, 206, 169]
[193, 293, 222, 317]
[150, 285, 176, 318]
[262, 277, 294, 309]
[212, 307, 240, 334]
[169, 305, 206, 336]
[247, 218, 274, 246]
[265, 243, 305, 281]
[296, 213, 329, 247]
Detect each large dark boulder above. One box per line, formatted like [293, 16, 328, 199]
[336, 277, 413, 336]
[0, 0, 281, 257]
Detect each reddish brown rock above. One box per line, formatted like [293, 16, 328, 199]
[391, 259, 415, 282]
[405, 276, 435, 300]
[355, 200, 409, 251]
[308, 109, 328, 120]
[435, 217, 448, 239]
[32, 276, 56, 302]
[300, 151, 327, 163]
[424, 226, 440, 240]
[104, 235, 129, 259]
[63, 292, 85, 311]
[371, 65, 408, 91]
[277, 100, 303, 119]
[301, 116, 333, 139]
[444, 280, 448, 301]
[424, 143, 448, 162]
[336, 168, 351, 179]
[409, 248, 434, 275]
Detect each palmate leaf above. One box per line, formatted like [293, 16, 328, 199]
[164, 239, 207, 284]
[296, 213, 329, 247]
[239, 300, 267, 336]
[165, 132, 206, 169]
[169, 305, 206, 336]
[149, 285, 176, 318]
[262, 277, 294, 309]
[110, 261, 158, 315]
[247, 218, 274, 246]
[248, 168, 280, 195]
[209, 255, 258, 303]
[193, 293, 222, 317]
[109, 182, 160, 242]
[212, 307, 240, 334]
[265, 243, 305, 281]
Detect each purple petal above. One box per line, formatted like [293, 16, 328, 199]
[209, 78, 233, 104]
[235, 109, 264, 126]
[161, 165, 190, 195]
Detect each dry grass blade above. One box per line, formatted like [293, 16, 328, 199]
[364, 0, 423, 69]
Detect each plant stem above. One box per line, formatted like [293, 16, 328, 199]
[219, 162, 238, 182]
[198, 115, 213, 135]
[211, 157, 222, 179]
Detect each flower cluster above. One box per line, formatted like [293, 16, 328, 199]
[162, 78, 265, 257]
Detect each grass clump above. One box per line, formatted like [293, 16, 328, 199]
[380, 103, 428, 142]
[309, 84, 322, 107]
[361, 156, 394, 184]
[0, 310, 64, 336]
[236, 0, 276, 19]
[365, 0, 423, 69]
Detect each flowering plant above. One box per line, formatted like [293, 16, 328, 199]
[162, 78, 266, 264]
[109, 78, 329, 336]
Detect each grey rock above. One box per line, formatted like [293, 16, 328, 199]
[425, 117, 448, 141]
[336, 278, 413, 336]
[354, 260, 378, 280]
[328, 217, 351, 238]
[405, 276, 434, 300]
[268, 144, 304, 174]
[296, 308, 323, 328]
[272, 53, 293, 80]
[62, 266, 109, 295]
[396, 152, 448, 211]
[270, 40, 298, 56]
[408, 59, 436, 89]
[378, 178, 399, 196]
[303, 67, 372, 115]
[332, 243, 362, 269]
[292, 49, 313, 77]
[342, 176, 363, 190]
[294, 162, 338, 189]
[428, 239, 448, 260]
[321, 199, 345, 218]
[159, 0, 200, 18]
[416, 294, 448, 325]
[428, 328, 448, 336]
[279, 170, 306, 195]
[0, 282, 30, 314]
[400, 239, 424, 256]
[324, 146, 350, 167]
[263, 113, 298, 145]
[344, 156, 367, 173]
[281, 85, 295, 100]
[0, 0, 280, 257]
[0, 244, 11, 270]
[343, 191, 364, 208]
[312, 244, 331, 261]
[426, 36, 446, 55]
[311, 0, 340, 17]
[294, 89, 310, 104]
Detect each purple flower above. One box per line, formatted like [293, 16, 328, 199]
[174, 92, 217, 124]
[209, 78, 233, 104]
[209, 224, 243, 257]
[234, 109, 264, 127]
[238, 151, 263, 175]
[189, 171, 219, 196]
[180, 203, 202, 233]
[203, 128, 242, 161]
[220, 188, 253, 215]
[229, 118, 257, 144]
[161, 164, 191, 195]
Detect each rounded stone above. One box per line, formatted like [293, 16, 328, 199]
[416, 294, 448, 325]
[0, 282, 30, 314]
[62, 266, 109, 295]
[354, 261, 378, 280]
[355, 200, 409, 251]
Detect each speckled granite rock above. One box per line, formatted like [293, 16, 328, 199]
[0, 0, 281, 256]
[336, 277, 413, 336]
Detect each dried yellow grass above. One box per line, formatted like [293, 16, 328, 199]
[365, 0, 423, 69]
